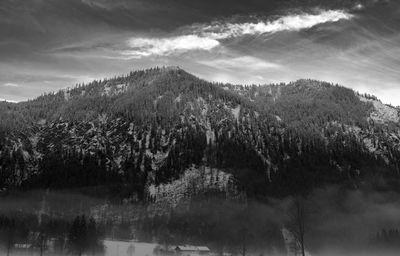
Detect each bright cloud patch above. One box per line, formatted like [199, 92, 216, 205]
[124, 35, 220, 58]
[123, 9, 352, 58]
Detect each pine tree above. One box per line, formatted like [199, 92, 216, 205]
[68, 215, 87, 256]
[87, 217, 103, 256]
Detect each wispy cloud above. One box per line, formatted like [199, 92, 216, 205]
[0, 98, 18, 103]
[3, 82, 19, 87]
[121, 9, 353, 58]
[200, 56, 281, 70]
[48, 9, 353, 60]
[194, 55, 285, 85]
[195, 10, 353, 40]
[124, 35, 220, 58]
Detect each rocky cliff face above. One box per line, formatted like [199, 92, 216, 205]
[1, 67, 399, 203]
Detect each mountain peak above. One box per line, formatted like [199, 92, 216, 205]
[163, 65, 181, 71]
[289, 79, 334, 89]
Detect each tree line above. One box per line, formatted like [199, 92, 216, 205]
[0, 214, 103, 256]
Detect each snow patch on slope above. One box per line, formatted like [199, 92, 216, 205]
[360, 97, 399, 123]
[102, 83, 127, 96]
[147, 166, 235, 209]
[174, 94, 182, 103]
[231, 105, 241, 121]
[63, 90, 71, 101]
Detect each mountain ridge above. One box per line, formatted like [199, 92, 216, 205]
[0, 67, 399, 203]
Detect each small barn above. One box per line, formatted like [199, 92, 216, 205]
[175, 245, 211, 256]
[196, 246, 211, 255]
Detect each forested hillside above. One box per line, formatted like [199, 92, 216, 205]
[1, 67, 400, 202]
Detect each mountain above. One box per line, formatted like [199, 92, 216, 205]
[0, 67, 399, 204]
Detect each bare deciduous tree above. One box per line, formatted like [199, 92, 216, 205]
[287, 196, 307, 256]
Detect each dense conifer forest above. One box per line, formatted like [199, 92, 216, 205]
[1, 67, 399, 199]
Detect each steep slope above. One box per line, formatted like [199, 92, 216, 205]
[0, 67, 265, 200]
[0, 68, 399, 203]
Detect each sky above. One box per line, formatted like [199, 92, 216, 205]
[0, 0, 399, 105]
